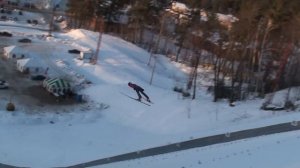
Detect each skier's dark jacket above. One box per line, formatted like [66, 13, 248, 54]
[128, 82, 144, 92]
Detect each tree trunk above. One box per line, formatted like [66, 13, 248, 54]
[176, 42, 183, 62]
[192, 52, 201, 99]
[213, 58, 219, 102]
[162, 36, 168, 54]
[139, 25, 144, 44]
[262, 42, 294, 108]
[154, 14, 165, 53]
[255, 18, 272, 95]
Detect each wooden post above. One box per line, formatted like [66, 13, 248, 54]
[48, 6, 56, 36]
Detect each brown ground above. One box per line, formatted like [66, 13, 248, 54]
[0, 36, 81, 113]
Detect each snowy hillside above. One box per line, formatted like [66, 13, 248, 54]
[0, 11, 300, 168]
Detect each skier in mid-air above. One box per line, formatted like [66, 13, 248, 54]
[128, 82, 151, 102]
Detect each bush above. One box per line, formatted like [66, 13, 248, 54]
[284, 100, 295, 110]
[27, 19, 38, 25]
[6, 102, 15, 111]
[173, 86, 190, 97]
[0, 15, 6, 20]
[182, 91, 190, 97]
[32, 20, 38, 25]
[0, 31, 12, 37]
[173, 86, 183, 93]
[6, 10, 12, 14]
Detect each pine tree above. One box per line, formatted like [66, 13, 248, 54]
[128, 0, 168, 44]
[94, 0, 129, 31]
[67, 0, 95, 28]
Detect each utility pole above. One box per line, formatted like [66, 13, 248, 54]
[48, 6, 56, 36]
[91, 16, 104, 65]
[149, 55, 157, 85]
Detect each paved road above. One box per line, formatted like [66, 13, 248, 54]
[0, 163, 20, 168]
[0, 121, 299, 168]
[68, 121, 300, 168]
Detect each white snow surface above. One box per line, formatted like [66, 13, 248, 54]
[0, 14, 300, 168]
[99, 130, 300, 168]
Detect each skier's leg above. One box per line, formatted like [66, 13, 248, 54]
[135, 90, 142, 100]
[141, 91, 150, 100]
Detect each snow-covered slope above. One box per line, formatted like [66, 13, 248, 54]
[0, 26, 300, 168]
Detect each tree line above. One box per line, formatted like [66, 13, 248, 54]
[66, 0, 300, 109]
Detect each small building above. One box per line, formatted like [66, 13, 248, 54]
[3, 45, 27, 59]
[16, 58, 47, 74]
[43, 78, 71, 97]
[80, 50, 93, 60]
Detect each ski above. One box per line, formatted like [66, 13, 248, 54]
[120, 92, 151, 106]
[130, 97, 151, 106]
[142, 97, 154, 104]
